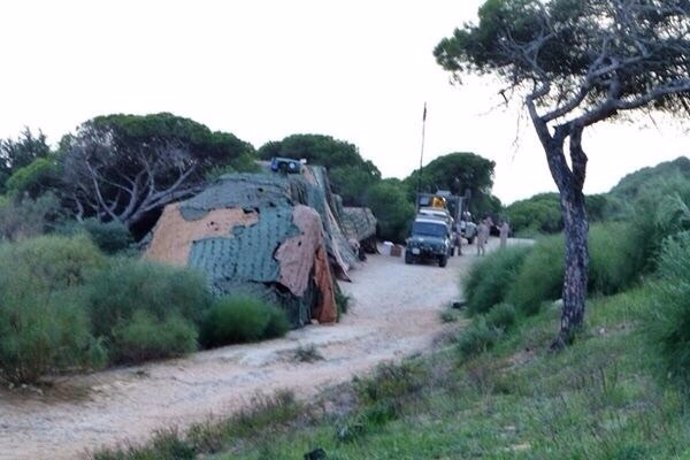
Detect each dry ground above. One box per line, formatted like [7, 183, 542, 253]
[0, 239, 502, 460]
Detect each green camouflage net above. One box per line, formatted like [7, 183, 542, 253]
[146, 166, 362, 328]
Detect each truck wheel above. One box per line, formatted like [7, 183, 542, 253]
[439, 255, 448, 267]
[405, 252, 414, 264]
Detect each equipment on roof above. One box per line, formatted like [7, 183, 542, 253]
[271, 157, 302, 174]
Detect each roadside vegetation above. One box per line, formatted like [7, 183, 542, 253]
[0, 230, 290, 384]
[89, 160, 690, 459]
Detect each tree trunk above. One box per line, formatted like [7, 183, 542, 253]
[551, 185, 589, 350]
[533, 123, 590, 350]
[528, 101, 591, 350]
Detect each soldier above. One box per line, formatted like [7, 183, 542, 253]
[499, 220, 510, 248]
[476, 218, 490, 256]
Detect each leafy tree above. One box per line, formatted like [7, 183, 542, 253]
[0, 193, 64, 242]
[59, 113, 255, 231]
[365, 179, 416, 243]
[257, 134, 381, 206]
[5, 156, 61, 199]
[435, 0, 690, 348]
[404, 152, 496, 216]
[505, 193, 563, 235]
[0, 128, 51, 192]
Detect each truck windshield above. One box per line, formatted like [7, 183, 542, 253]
[412, 221, 447, 238]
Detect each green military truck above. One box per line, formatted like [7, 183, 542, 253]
[404, 214, 453, 267]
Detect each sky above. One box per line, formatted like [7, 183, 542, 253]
[1, 0, 687, 205]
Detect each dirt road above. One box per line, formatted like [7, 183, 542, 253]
[0, 240, 497, 459]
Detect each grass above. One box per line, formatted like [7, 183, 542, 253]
[90, 283, 690, 459]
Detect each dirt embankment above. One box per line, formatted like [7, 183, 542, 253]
[0, 239, 503, 460]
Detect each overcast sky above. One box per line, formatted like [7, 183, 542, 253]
[1, 0, 687, 204]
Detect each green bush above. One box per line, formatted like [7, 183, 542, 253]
[84, 258, 212, 365]
[85, 258, 212, 340]
[646, 232, 690, 385]
[355, 360, 426, 405]
[1, 233, 106, 290]
[485, 302, 517, 332]
[457, 317, 502, 360]
[0, 235, 106, 383]
[365, 179, 415, 243]
[507, 235, 564, 316]
[0, 193, 65, 242]
[588, 222, 642, 295]
[81, 218, 134, 255]
[504, 193, 563, 235]
[0, 290, 97, 383]
[111, 311, 198, 364]
[463, 245, 531, 315]
[200, 295, 290, 347]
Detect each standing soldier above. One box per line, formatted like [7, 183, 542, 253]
[476, 218, 490, 256]
[499, 220, 510, 248]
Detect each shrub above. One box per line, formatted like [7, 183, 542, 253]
[463, 245, 531, 315]
[646, 232, 690, 385]
[81, 218, 134, 255]
[457, 317, 502, 360]
[0, 284, 99, 383]
[85, 258, 212, 340]
[0, 233, 106, 290]
[0, 235, 106, 382]
[200, 295, 289, 348]
[485, 302, 517, 332]
[111, 311, 198, 364]
[588, 222, 642, 295]
[504, 193, 562, 235]
[507, 234, 564, 316]
[0, 193, 65, 242]
[354, 360, 426, 405]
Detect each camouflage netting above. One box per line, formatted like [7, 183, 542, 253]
[341, 207, 377, 242]
[144, 166, 369, 328]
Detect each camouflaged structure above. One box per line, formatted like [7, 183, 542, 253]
[145, 166, 371, 328]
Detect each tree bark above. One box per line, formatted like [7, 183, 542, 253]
[542, 127, 589, 351]
[552, 183, 588, 350]
[528, 100, 590, 351]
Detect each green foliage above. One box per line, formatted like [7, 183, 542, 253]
[200, 295, 289, 347]
[457, 316, 502, 360]
[2, 233, 106, 290]
[257, 134, 381, 206]
[588, 222, 642, 295]
[334, 287, 350, 316]
[0, 128, 52, 192]
[0, 192, 65, 242]
[0, 235, 106, 383]
[5, 156, 60, 198]
[619, 174, 690, 274]
[646, 232, 690, 385]
[504, 192, 562, 235]
[485, 302, 517, 331]
[585, 193, 609, 223]
[364, 179, 415, 243]
[0, 290, 96, 383]
[463, 244, 531, 315]
[354, 360, 426, 406]
[84, 258, 212, 364]
[88, 284, 690, 460]
[111, 311, 198, 364]
[404, 152, 496, 217]
[507, 235, 564, 316]
[60, 112, 256, 231]
[609, 157, 690, 204]
[81, 218, 135, 255]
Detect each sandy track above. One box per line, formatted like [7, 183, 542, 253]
[0, 240, 497, 460]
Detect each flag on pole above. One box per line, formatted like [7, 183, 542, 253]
[422, 102, 427, 122]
